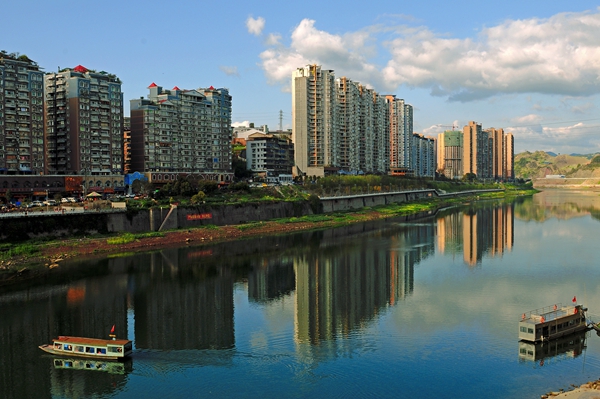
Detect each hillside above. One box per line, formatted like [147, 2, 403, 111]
[515, 151, 600, 179]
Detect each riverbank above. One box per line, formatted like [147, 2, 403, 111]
[543, 379, 600, 398]
[0, 189, 535, 286]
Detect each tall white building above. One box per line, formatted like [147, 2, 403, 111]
[292, 65, 337, 177]
[293, 64, 428, 178]
[386, 96, 413, 175]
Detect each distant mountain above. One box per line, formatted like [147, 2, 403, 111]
[514, 151, 600, 179]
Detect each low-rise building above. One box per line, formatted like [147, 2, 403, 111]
[246, 132, 294, 178]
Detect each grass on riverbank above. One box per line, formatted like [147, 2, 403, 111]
[106, 231, 165, 245]
[0, 243, 40, 261]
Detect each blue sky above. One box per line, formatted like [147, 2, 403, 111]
[5, 1, 600, 154]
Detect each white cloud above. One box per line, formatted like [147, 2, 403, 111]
[246, 16, 265, 36]
[513, 114, 543, 124]
[258, 10, 600, 102]
[509, 122, 600, 154]
[264, 33, 281, 46]
[219, 66, 239, 77]
[259, 19, 384, 90]
[232, 121, 251, 127]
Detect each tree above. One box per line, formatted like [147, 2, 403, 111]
[190, 191, 206, 204]
[463, 173, 477, 182]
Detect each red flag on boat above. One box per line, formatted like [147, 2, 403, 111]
[572, 296, 577, 303]
[110, 324, 115, 334]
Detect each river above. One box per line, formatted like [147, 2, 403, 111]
[2, 189, 600, 399]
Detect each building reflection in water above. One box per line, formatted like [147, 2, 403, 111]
[132, 249, 235, 351]
[247, 257, 295, 303]
[294, 221, 435, 359]
[437, 202, 515, 266]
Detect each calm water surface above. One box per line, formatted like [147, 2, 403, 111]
[2, 189, 600, 399]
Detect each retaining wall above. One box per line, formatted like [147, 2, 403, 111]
[0, 189, 501, 241]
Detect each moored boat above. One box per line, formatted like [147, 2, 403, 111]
[519, 301, 587, 343]
[39, 335, 132, 360]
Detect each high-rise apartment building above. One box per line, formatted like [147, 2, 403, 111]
[411, 133, 436, 178]
[463, 121, 492, 179]
[44, 65, 123, 175]
[336, 78, 388, 174]
[438, 130, 463, 179]
[504, 133, 514, 180]
[386, 96, 413, 175]
[484, 127, 515, 181]
[129, 83, 233, 183]
[0, 52, 45, 174]
[292, 65, 337, 177]
[293, 64, 433, 178]
[487, 127, 505, 180]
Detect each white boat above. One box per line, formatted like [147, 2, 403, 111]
[39, 335, 133, 360]
[519, 302, 587, 343]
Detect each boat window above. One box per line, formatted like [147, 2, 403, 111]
[75, 346, 84, 352]
[54, 360, 63, 366]
[520, 327, 527, 333]
[563, 322, 569, 328]
[55, 343, 62, 350]
[65, 361, 73, 367]
[63, 344, 72, 351]
[85, 347, 95, 353]
[108, 346, 119, 353]
[569, 319, 575, 326]
[557, 324, 562, 330]
[528, 328, 533, 334]
[551, 326, 556, 333]
[519, 348, 526, 354]
[98, 348, 106, 354]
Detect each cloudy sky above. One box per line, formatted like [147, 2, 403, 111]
[5, 1, 600, 154]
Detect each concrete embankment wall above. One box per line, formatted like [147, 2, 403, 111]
[0, 189, 500, 241]
[0, 201, 314, 241]
[320, 189, 501, 213]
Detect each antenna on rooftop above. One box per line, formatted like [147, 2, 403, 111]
[279, 110, 283, 131]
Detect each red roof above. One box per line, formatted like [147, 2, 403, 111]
[74, 65, 88, 73]
[172, 86, 180, 91]
[209, 85, 215, 90]
[148, 82, 157, 88]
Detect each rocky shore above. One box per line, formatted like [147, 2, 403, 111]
[542, 379, 600, 398]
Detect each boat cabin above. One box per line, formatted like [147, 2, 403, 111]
[518, 304, 586, 343]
